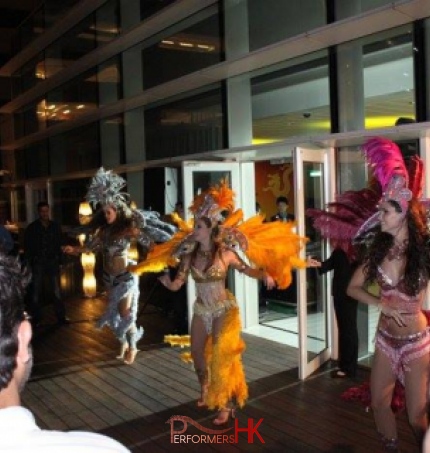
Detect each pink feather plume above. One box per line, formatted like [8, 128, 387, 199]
[362, 138, 408, 191]
[408, 155, 424, 198]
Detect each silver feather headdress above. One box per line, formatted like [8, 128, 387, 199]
[86, 167, 129, 209]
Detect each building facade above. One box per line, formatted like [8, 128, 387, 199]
[1, 0, 430, 377]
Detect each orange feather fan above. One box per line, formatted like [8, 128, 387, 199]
[236, 215, 308, 288]
[129, 219, 193, 275]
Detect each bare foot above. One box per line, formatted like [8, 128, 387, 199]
[213, 408, 236, 425]
[124, 348, 139, 365]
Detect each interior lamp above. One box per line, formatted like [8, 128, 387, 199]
[81, 252, 97, 298]
[78, 201, 96, 297]
[79, 201, 92, 225]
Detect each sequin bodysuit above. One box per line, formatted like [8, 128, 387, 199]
[375, 266, 430, 384]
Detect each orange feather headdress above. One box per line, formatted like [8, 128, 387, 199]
[189, 179, 235, 225]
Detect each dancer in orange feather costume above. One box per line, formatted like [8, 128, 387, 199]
[131, 181, 308, 425]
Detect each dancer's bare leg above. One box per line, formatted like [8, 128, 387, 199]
[404, 353, 430, 449]
[370, 348, 397, 447]
[190, 314, 209, 405]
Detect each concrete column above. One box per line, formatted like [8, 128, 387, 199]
[224, 1, 258, 329]
[224, 0, 253, 148]
[336, 1, 365, 132]
[122, 45, 143, 99]
[124, 109, 145, 208]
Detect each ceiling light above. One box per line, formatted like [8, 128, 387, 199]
[63, 110, 71, 114]
[162, 40, 174, 45]
[179, 42, 193, 47]
[77, 104, 85, 109]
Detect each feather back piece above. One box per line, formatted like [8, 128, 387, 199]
[307, 187, 381, 258]
[129, 222, 194, 275]
[86, 167, 129, 208]
[132, 209, 177, 243]
[363, 138, 408, 190]
[220, 211, 308, 289]
[408, 155, 424, 198]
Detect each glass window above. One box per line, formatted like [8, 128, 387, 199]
[17, 56, 120, 139]
[25, 142, 50, 179]
[14, 101, 46, 139]
[45, 14, 97, 79]
[52, 179, 88, 226]
[337, 146, 367, 193]
[44, 0, 81, 28]
[145, 85, 225, 160]
[140, 0, 177, 21]
[13, 5, 45, 54]
[15, 187, 26, 223]
[15, 149, 26, 181]
[335, 0, 395, 20]
[120, 0, 177, 32]
[337, 25, 415, 131]
[250, 50, 331, 143]
[139, 5, 222, 90]
[49, 123, 100, 173]
[247, 0, 326, 52]
[100, 114, 125, 166]
[95, 0, 120, 45]
[12, 1, 108, 93]
[11, 54, 45, 97]
[97, 56, 122, 106]
[44, 69, 99, 127]
[12, 1, 79, 54]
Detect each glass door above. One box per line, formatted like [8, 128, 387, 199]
[182, 162, 254, 328]
[294, 146, 335, 379]
[25, 180, 52, 223]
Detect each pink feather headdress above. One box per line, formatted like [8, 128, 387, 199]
[363, 138, 412, 213]
[355, 137, 426, 237]
[308, 137, 428, 253]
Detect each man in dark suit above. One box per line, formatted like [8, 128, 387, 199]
[24, 201, 69, 326]
[314, 247, 358, 378]
[270, 196, 295, 222]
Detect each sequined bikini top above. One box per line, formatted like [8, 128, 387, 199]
[191, 264, 227, 283]
[377, 266, 423, 314]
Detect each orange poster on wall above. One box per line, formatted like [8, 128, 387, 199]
[255, 161, 295, 220]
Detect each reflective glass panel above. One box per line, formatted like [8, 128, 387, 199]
[49, 123, 100, 173]
[52, 179, 88, 225]
[337, 25, 415, 131]
[44, 15, 97, 79]
[140, 5, 222, 90]
[303, 161, 327, 361]
[250, 51, 330, 144]
[247, 0, 326, 52]
[335, 0, 396, 20]
[140, 0, 177, 21]
[145, 86, 225, 160]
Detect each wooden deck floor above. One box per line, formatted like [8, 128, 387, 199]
[23, 295, 420, 452]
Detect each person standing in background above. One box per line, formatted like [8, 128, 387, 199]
[24, 201, 69, 327]
[270, 196, 295, 222]
[312, 245, 358, 378]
